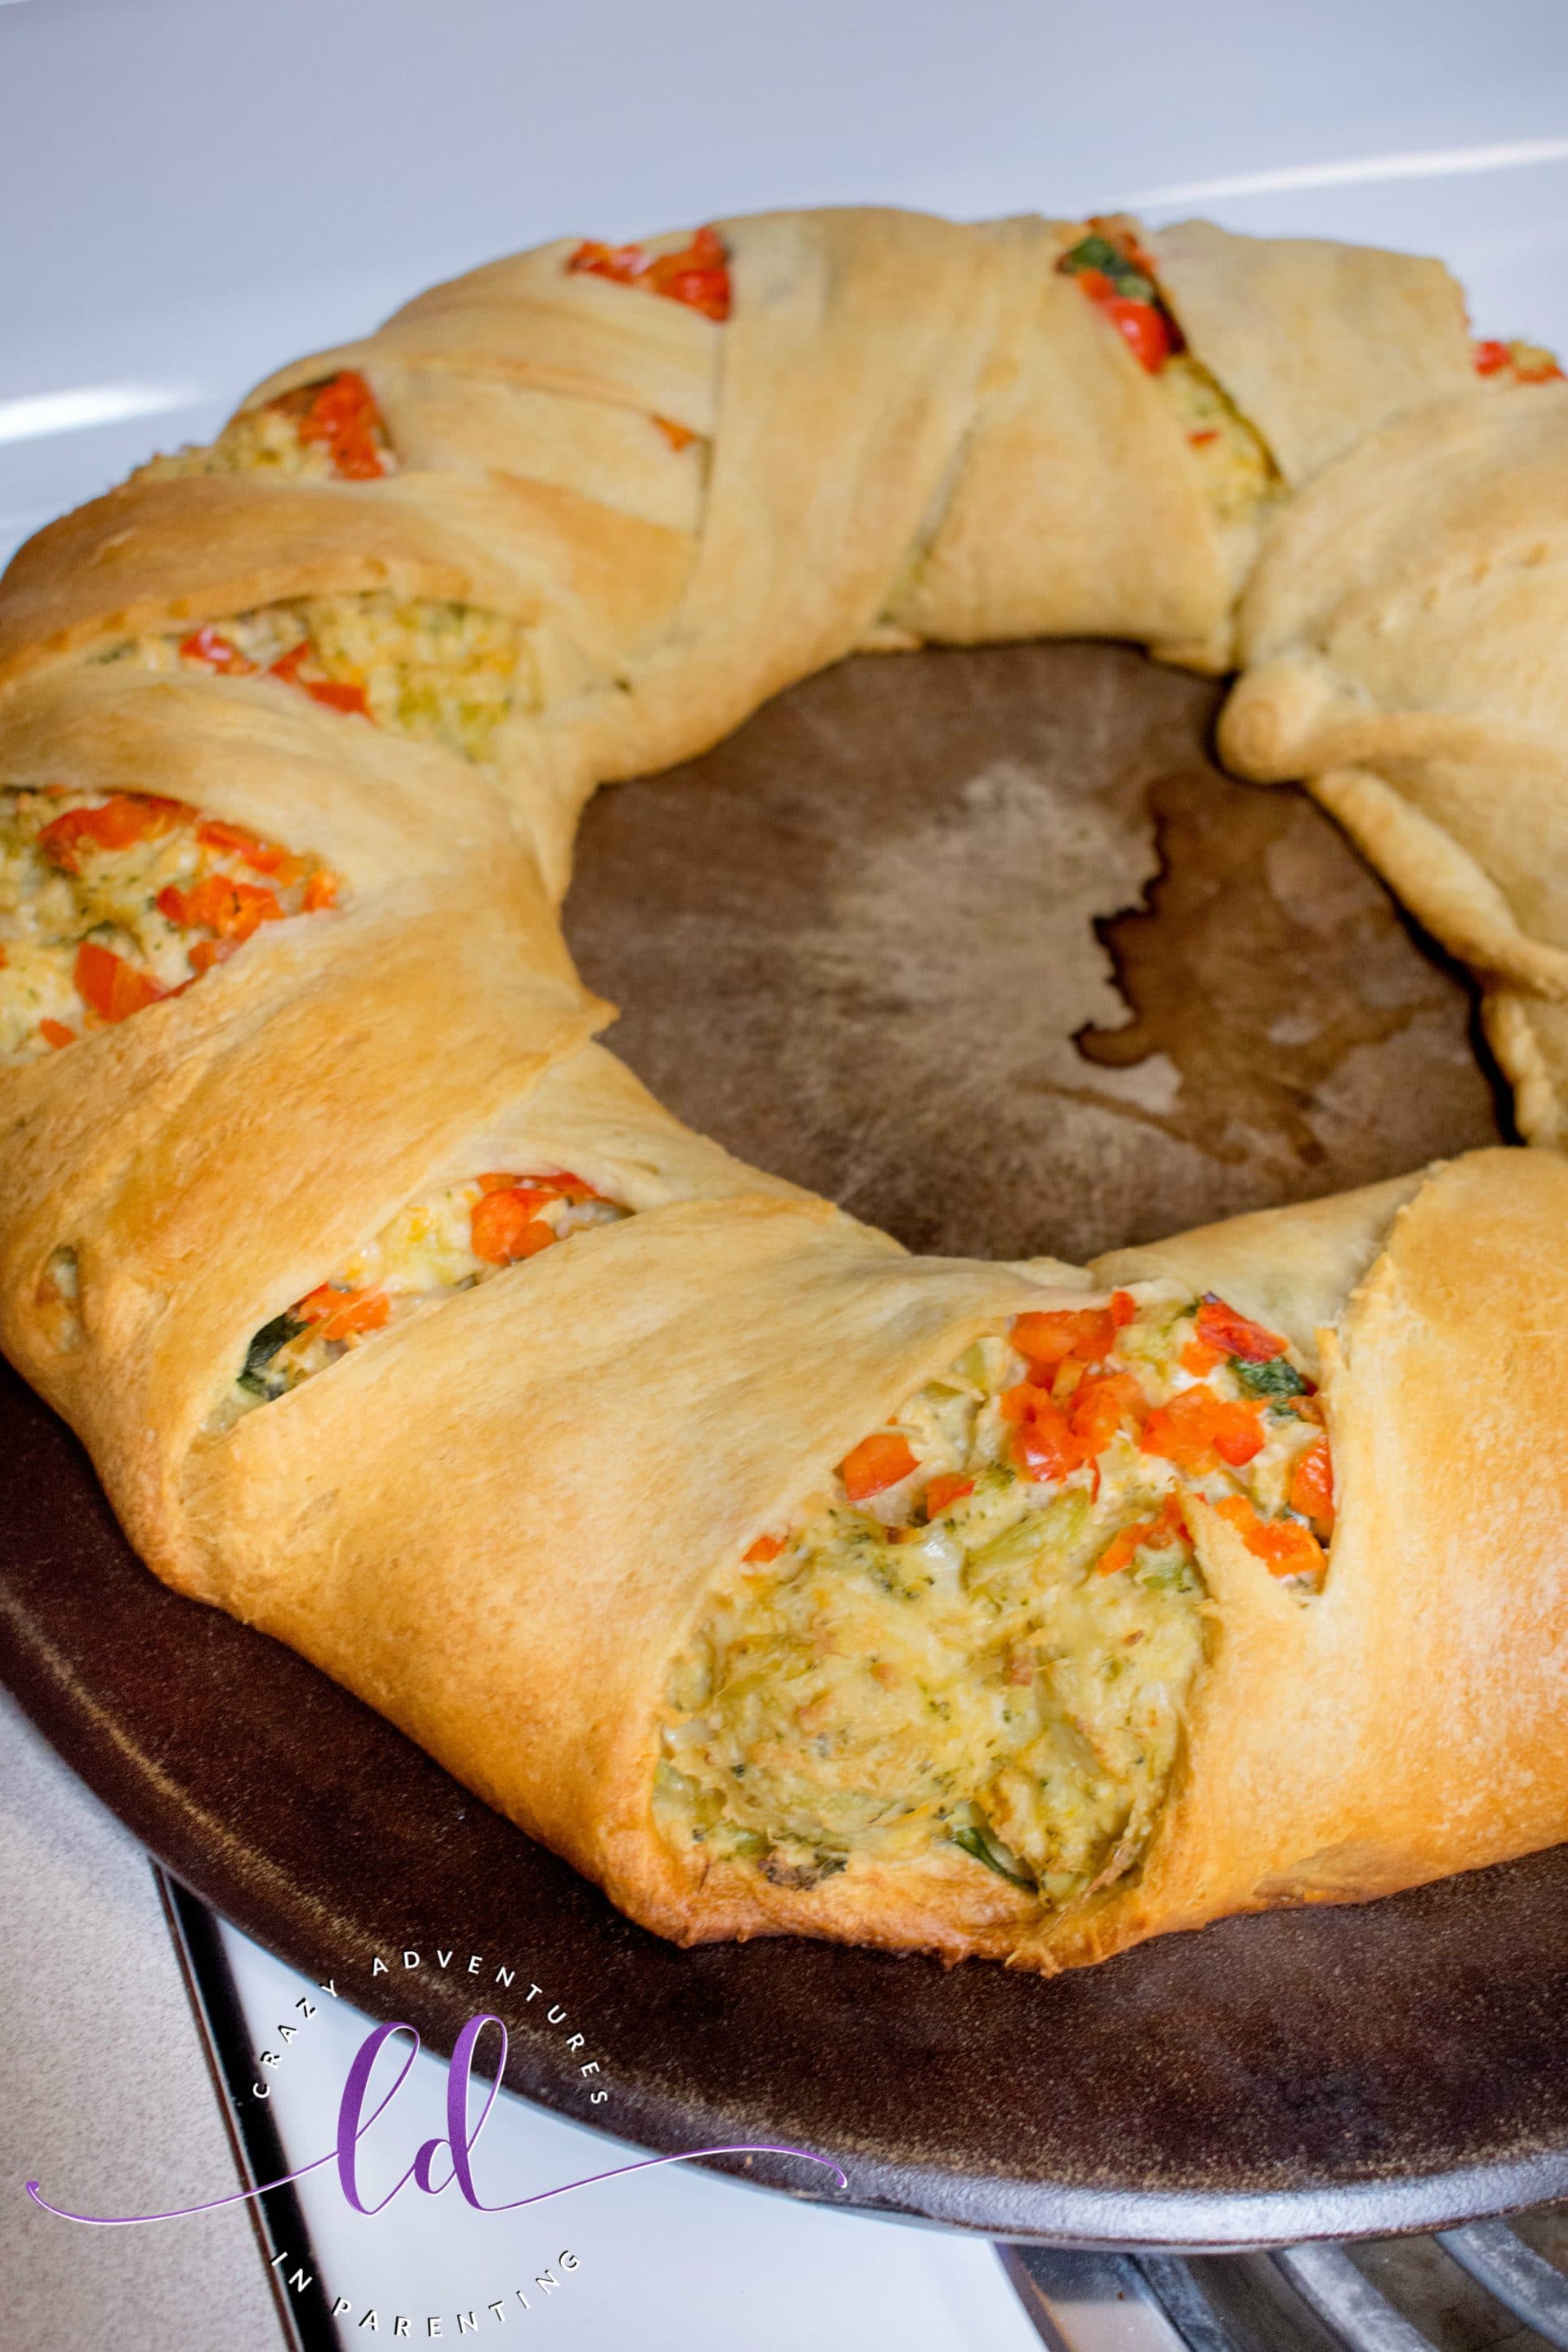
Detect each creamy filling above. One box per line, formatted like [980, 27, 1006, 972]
[658, 1285, 1332, 1910]
[1058, 219, 1282, 535]
[97, 595, 533, 764]
[1156, 354, 1280, 523]
[137, 371, 396, 485]
[216, 1171, 630, 1428]
[0, 787, 337, 1059]
[130, 369, 528, 758]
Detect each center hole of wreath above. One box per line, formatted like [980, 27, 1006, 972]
[564, 639, 1503, 1266]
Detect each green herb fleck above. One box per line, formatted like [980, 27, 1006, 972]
[1232, 1355, 1310, 1401]
[1058, 234, 1159, 305]
[238, 1311, 306, 1398]
[952, 1823, 1036, 1889]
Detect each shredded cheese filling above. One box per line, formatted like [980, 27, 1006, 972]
[218, 1171, 630, 1428]
[131, 374, 530, 758]
[0, 787, 337, 1060]
[658, 1285, 1332, 1909]
[1057, 218, 1282, 536]
[138, 371, 397, 486]
[98, 595, 534, 764]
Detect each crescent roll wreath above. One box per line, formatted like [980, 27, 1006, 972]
[2, 208, 1566, 1976]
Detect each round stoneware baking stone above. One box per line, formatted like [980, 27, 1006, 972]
[5, 639, 1563, 2248]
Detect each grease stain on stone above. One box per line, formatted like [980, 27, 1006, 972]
[1075, 768, 1472, 1169]
[566, 638, 1504, 1264]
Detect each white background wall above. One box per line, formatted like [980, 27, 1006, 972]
[2, 0, 1566, 563]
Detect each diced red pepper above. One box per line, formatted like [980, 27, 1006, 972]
[653, 415, 699, 452]
[1289, 1435, 1335, 1538]
[924, 1472, 976, 1516]
[1098, 293, 1174, 372]
[477, 1168, 600, 1205]
[301, 868, 339, 912]
[568, 238, 644, 283]
[1470, 336, 1563, 384]
[266, 643, 311, 688]
[568, 225, 730, 321]
[550, 1169, 604, 1202]
[1194, 1294, 1288, 1364]
[180, 626, 255, 675]
[38, 1018, 75, 1050]
[159, 874, 283, 945]
[1000, 1384, 1089, 1483]
[644, 226, 731, 319]
[1013, 1298, 1129, 1374]
[1214, 1492, 1326, 1582]
[1097, 1493, 1188, 1578]
[267, 642, 372, 717]
[1140, 1385, 1264, 1471]
[1067, 1370, 1147, 1455]
[296, 1284, 392, 1342]
[195, 817, 303, 884]
[294, 371, 390, 481]
[840, 1431, 918, 1501]
[302, 676, 371, 716]
[469, 1187, 559, 1265]
[39, 794, 185, 871]
[744, 1532, 786, 1564]
[74, 941, 165, 1024]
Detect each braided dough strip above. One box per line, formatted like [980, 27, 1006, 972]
[1220, 381, 1568, 1137]
[1, 207, 1565, 1976]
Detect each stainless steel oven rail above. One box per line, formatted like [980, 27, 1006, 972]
[1003, 2219, 1568, 2352]
[1436, 2222, 1568, 2348]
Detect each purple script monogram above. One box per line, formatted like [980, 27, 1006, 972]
[26, 2011, 847, 2226]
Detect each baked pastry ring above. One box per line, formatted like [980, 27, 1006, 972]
[1, 207, 1565, 1976]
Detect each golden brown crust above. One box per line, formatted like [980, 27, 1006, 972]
[884, 216, 1234, 658]
[245, 235, 723, 437]
[0, 205, 1562, 1974]
[1220, 383, 1568, 1134]
[1149, 219, 1477, 486]
[0, 471, 693, 697]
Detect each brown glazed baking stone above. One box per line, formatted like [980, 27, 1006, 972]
[5, 639, 1565, 2250]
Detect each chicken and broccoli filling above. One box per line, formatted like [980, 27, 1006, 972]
[129, 368, 528, 757]
[99, 595, 532, 764]
[219, 1170, 629, 1427]
[1058, 218, 1281, 528]
[139, 370, 395, 485]
[659, 1287, 1333, 1910]
[0, 788, 337, 1060]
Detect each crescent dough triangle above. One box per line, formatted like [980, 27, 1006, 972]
[1, 206, 1565, 1975]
